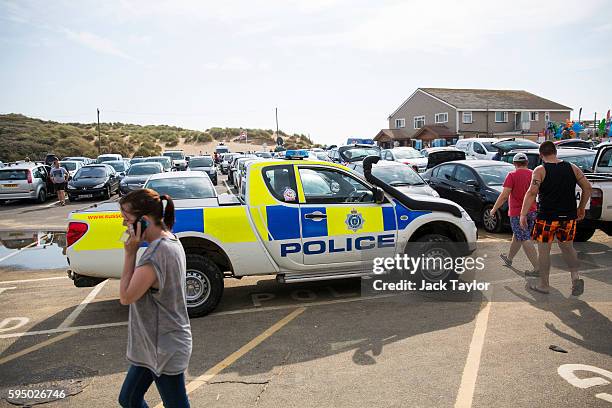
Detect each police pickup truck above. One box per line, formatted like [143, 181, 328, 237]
[66, 151, 477, 317]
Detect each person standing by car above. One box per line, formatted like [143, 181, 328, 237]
[490, 153, 539, 276]
[118, 189, 192, 408]
[520, 141, 592, 296]
[50, 159, 69, 206]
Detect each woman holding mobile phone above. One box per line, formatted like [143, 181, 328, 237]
[118, 189, 192, 408]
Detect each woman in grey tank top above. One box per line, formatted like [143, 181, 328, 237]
[117, 189, 192, 408]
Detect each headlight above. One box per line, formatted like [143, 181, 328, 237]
[67, 184, 76, 190]
[93, 183, 106, 188]
[461, 209, 472, 221]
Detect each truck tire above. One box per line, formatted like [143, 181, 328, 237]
[185, 253, 224, 317]
[574, 226, 596, 242]
[406, 234, 459, 283]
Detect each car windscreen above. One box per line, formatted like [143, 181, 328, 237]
[493, 140, 539, 152]
[130, 158, 146, 164]
[97, 156, 117, 163]
[75, 167, 106, 179]
[60, 162, 77, 171]
[372, 165, 425, 186]
[145, 158, 170, 168]
[127, 164, 162, 176]
[393, 149, 423, 159]
[339, 146, 381, 162]
[476, 165, 513, 186]
[145, 177, 215, 199]
[482, 142, 498, 152]
[163, 152, 184, 160]
[0, 170, 28, 180]
[563, 154, 595, 172]
[190, 157, 214, 167]
[255, 152, 272, 158]
[107, 161, 126, 171]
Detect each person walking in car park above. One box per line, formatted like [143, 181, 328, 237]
[50, 159, 69, 206]
[489, 153, 539, 277]
[520, 141, 592, 296]
[118, 189, 192, 408]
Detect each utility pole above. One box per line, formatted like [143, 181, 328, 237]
[97, 108, 101, 154]
[275, 107, 279, 139]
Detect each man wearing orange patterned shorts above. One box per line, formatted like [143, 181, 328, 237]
[520, 141, 592, 296]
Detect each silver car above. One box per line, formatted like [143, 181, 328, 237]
[0, 163, 55, 203]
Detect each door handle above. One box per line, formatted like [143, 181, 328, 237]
[304, 211, 327, 221]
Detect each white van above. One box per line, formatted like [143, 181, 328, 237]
[454, 138, 499, 160]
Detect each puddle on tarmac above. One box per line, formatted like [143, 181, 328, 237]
[0, 230, 68, 270]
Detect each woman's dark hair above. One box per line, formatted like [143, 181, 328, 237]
[119, 189, 175, 230]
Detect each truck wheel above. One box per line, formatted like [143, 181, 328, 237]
[185, 253, 224, 317]
[574, 226, 596, 242]
[406, 234, 458, 283]
[482, 205, 503, 233]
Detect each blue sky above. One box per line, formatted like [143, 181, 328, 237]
[1, 0, 611, 146]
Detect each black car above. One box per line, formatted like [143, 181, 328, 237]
[66, 164, 120, 201]
[119, 162, 164, 195]
[422, 160, 515, 232]
[421, 147, 466, 169]
[188, 156, 218, 185]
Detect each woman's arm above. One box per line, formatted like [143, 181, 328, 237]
[120, 262, 157, 305]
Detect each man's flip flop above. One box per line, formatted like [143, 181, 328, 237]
[528, 283, 549, 294]
[571, 279, 584, 296]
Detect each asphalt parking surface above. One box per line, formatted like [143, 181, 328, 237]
[0, 174, 610, 407]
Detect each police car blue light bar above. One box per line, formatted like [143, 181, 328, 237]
[284, 149, 309, 159]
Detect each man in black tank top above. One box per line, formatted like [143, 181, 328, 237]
[520, 141, 592, 296]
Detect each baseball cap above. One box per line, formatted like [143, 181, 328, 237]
[513, 152, 528, 162]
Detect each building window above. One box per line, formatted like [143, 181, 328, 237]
[435, 112, 448, 123]
[462, 112, 473, 124]
[495, 111, 508, 123]
[395, 118, 405, 128]
[544, 112, 550, 122]
[414, 116, 425, 129]
[530, 112, 539, 121]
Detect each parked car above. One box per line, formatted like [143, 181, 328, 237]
[188, 156, 218, 185]
[104, 160, 130, 179]
[229, 156, 256, 187]
[220, 153, 240, 174]
[348, 160, 439, 197]
[490, 138, 539, 159]
[96, 153, 123, 164]
[421, 147, 467, 170]
[382, 147, 428, 172]
[0, 162, 54, 203]
[59, 160, 84, 179]
[130, 157, 147, 165]
[144, 171, 217, 200]
[44, 153, 59, 166]
[500, 148, 596, 172]
[333, 144, 381, 164]
[67, 164, 120, 201]
[254, 152, 273, 158]
[308, 151, 331, 161]
[119, 162, 164, 195]
[423, 160, 515, 232]
[555, 139, 595, 149]
[63, 156, 95, 165]
[454, 138, 499, 160]
[144, 156, 172, 172]
[163, 150, 188, 170]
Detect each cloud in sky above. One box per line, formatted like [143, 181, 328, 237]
[61, 28, 138, 63]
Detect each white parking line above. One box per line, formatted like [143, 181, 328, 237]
[44, 200, 61, 208]
[58, 280, 107, 329]
[0, 276, 65, 285]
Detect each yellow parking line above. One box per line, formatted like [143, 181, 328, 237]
[153, 307, 306, 408]
[454, 300, 492, 408]
[0, 330, 77, 366]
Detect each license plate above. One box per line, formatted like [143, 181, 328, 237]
[2, 184, 18, 188]
[81, 194, 93, 198]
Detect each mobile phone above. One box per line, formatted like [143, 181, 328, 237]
[132, 217, 148, 236]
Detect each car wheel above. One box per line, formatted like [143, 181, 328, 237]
[184, 253, 224, 317]
[574, 226, 596, 242]
[405, 234, 458, 283]
[35, 188, 47, 204]
[104, 185, 112, 200]
[68, 195, 77, 202]
[482, 205, 503, 233]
